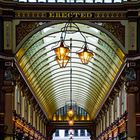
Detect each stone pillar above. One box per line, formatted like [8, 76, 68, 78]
[0, 19, 4, 136]
[87, 124, 96, 140]
[2, 60, 15, 140]
[90, 135, 96, 140]
[46, 136, 53, 140]
[0, 60, 5, 140]
[126, 81, 139, 140]
[46, 123, 55, 140]
[2, 85, 14, 140]
[0, 17, 4, 52]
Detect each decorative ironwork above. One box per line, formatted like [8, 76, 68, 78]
[101, 22, 125, 46]
[16, 21, 44, 45]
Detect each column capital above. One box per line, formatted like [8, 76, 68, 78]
[125, 81, 139, 94]
[2, 85, 14, 93]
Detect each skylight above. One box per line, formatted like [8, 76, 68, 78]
[18, 0, 127, 3]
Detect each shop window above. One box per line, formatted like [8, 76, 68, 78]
[65, 130, 69, 136]
[55, 129, 59, 137]
[80, 129, 85, 136]
[74, 129, 78, 136]
[87, 131, 90, 136]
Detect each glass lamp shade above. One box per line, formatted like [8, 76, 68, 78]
[67, 108, 74, 117]
[77, 46, 93, 64]
[56, 56, 70, 68]
[54, 41, 70, 60]
[68, 119, 74, 126]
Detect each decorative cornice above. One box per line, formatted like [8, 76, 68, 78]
[125, 81, 139, 93]
[0, 54, 14, 60]
[0, 1, 140, 20]
[2, 85, 14, 93]
[14, 11, 126, 20]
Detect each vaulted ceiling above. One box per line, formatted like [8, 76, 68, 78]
[16, 22, 125, 120]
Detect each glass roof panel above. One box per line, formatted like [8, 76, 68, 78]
[18, 0, 127, 2]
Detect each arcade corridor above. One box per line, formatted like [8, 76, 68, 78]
[0, 0, 140, 140]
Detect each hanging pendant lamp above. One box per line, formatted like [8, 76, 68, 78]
[77, 43, 93, 64]
[55, 55, 70, 68]
[53, 21, 93, 68]
[54, 40, 70, 60]
[68, 119, 74, 126]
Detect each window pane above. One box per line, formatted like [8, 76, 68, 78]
[104, 0, 112, 3]
[65, 130, 69, 136]
[66, 0, 74, 2]
[85, 0, 93, 2]
[57, 0, 65, 2]
[80, 129, 85, 136]
[48, 0, 56, 2]
[38, 0, 47, 2]
[87, 132, 90, 136]
[114, 0, 121, 2]
[95, 0, 103, 3]
[19, 0, 27, 2]
[74, 130, 78, 136]
[76, 0, 84, 2]
[55, 129, 59, 136]
[28, 0, 37, 2]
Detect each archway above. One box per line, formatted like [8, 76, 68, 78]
[15, 21, 126, 121]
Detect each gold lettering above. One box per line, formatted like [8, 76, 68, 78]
[81, 13, 86, 18]
[47, 12, 94, 19]
[55, 12, 60, 18]
[87, 12, 93, 18]
[62, 12, 68, 18]
[49, 12, 55, 18]
[74, 12, 81, 18]
[67, 12, 71, 18]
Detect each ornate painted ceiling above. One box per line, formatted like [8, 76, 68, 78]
[15, 22, 125, 120]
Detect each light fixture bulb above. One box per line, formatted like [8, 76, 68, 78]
[54, 41, 70, 60]
[67, 108, 74, 117]
[54, 21, 94, 68]
[56, 56, 70, 68]
[68, 119, 74, 126]
[77, 46, 93, 64]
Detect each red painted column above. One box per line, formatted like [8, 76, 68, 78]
[126, 81, 139, 140]
[0, 60, 5, 140]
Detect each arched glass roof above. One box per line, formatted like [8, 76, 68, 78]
[16, 22, 125, 120]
